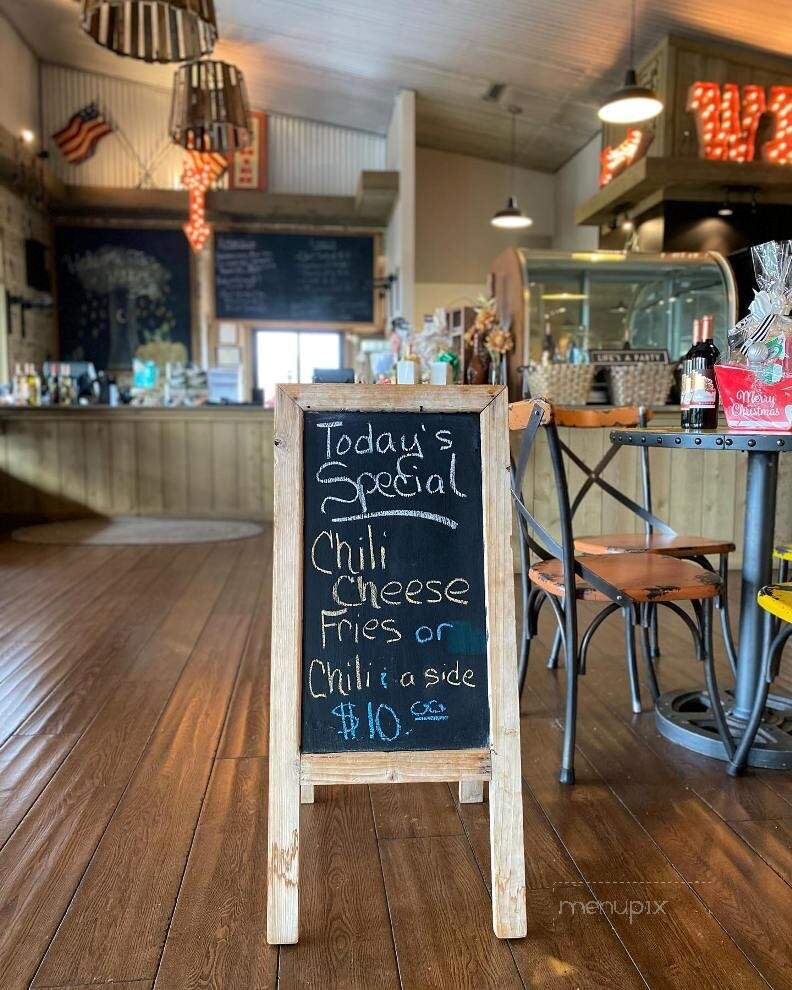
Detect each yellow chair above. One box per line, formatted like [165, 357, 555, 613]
[727, 583, 792, 775]
[774, 543, 792, 584]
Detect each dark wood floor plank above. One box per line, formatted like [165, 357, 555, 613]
[526, 608, 792, 989]
[730, 818, 792, 887]
[0, 732, 80, 846]
[379, 833, 523, 990]
[0, 544, 240, 990]
[278, 785, 400, 990]
[0, 546, 120, 662]
[14, 544, 211, 738]
[215, 530, 273, 760]
[519, 716, 768, 990]
[370, 782, 463, 839]
[153, 756, 277, 990]
[0, 543, 83, 611]
[456, 785, 644, 988]
[33, 541, 261, 987]
[0, 549, 157, 743]
[0, 679, 183, 990]
[0, 548, 207, 845]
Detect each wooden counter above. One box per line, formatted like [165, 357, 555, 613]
[1, 406, 789, 568]
[0, 406, 274, 526]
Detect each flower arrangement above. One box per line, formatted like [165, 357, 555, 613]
[464, 295, 514, 353]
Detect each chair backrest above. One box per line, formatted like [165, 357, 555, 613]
[509, 399, 627, 604]
[551, 404, 675, 538]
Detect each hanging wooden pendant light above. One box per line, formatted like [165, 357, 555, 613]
[170, 60, 252, 154]
[81, 0, 218, 63]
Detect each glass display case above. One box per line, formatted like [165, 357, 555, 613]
[490, 249, 737, 401]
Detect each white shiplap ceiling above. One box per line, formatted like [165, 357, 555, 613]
[3, 0, 792, 171]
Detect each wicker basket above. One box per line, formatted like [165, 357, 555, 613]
[524, 364, 595, 404]
[608, 364, 674, 406]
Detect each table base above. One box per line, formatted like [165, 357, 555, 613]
[655, 688, 792, 769]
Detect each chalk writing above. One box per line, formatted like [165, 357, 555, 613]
[301, 411, 489, 752]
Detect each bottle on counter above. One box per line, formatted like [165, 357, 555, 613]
[680, 315, 720, 430]
[540, 320, 556, 366]
[26, 364, 41, 407]
[12, 364, 28, 405]
[59, 364, 73, 406]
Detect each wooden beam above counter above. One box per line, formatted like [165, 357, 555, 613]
[51, 171, 399, 228]
[575, 156, 792, 227]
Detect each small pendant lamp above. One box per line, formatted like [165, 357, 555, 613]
[598, 0, 663, 125]
[170, 60, 252, 154]
[491, 106, 533, 230]
[81, 0, 218, 63]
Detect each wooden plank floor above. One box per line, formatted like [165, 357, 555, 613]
[0, 532, 790, 989]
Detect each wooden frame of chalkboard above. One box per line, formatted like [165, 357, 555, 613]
[267, 384, 526, 945]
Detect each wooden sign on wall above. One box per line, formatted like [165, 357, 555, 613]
[230, 110, 268, 190]
[267, 384, 527, 944]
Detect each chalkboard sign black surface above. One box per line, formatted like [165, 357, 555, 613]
[301, 410, 489, 753]
[214, 232, 374, 323]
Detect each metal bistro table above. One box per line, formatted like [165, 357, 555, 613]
[610, 424, 792, 769]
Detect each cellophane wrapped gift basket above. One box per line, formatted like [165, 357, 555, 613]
[715, 240, 792, 431]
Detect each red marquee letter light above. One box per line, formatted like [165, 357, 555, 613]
[687, 82, 766, 162]
[763, 86, 792, 163]
[599, 129, 653, 188]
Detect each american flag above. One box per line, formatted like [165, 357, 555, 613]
[52, 103, 112, 165]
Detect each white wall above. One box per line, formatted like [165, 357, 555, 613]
[0, 12, 39, 144]
[384, 91, 416, 323]
[41, 63, 386, 194]
[413, 146, 554, 327]
[552, 134, 600, 251]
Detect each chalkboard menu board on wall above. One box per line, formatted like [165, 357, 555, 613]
[214, 231, 374, 323]
[56, 226, 192, 369]
[301, 410, 488, 753]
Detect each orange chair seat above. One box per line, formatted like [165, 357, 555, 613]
[529, 553, 721, 603]
[574, 533, 735, 557]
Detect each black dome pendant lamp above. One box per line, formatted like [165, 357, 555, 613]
[598, 0, 663, 125]
[491, 106, 533, 230]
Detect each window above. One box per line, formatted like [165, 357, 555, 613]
[256, 330, 342, 406]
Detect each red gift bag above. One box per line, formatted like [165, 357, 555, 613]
[714, 364, 792, 431]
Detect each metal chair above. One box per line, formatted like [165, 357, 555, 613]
[510, 398, 731, 784]
[726, 583, 792, 776]
[534, 405, 737, 679]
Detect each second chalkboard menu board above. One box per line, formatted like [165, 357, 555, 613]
[214, 231, 374, 323]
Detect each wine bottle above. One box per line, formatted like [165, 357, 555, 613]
[680, 316, 719, 430]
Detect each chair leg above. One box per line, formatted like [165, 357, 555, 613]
[780, 558, 789, 584]
[648, 602, 661, 659]
[717, 554, 738, 677]
[623, 605, 642, 715]
[518, 636, 531, 701]
[547, 625, 563, 669]
[638, 605, 661, 703]
[727, 626, 792, 775]
[698, 598, 735, 761]
[559, 609, 579, 785]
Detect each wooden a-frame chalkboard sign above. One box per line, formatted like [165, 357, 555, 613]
[267, 385, 526, 943]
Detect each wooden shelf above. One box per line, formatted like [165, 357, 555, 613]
[575, 156, 792, 227]
[51, 170, 399, 229]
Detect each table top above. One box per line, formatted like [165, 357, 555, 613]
[610, 425, 792, 452]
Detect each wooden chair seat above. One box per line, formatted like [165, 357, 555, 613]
[574, 533, 736, 557]
[529, 553, 721, 603]
[774, 543, 792, 562]
[758, 583, 792, 624]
